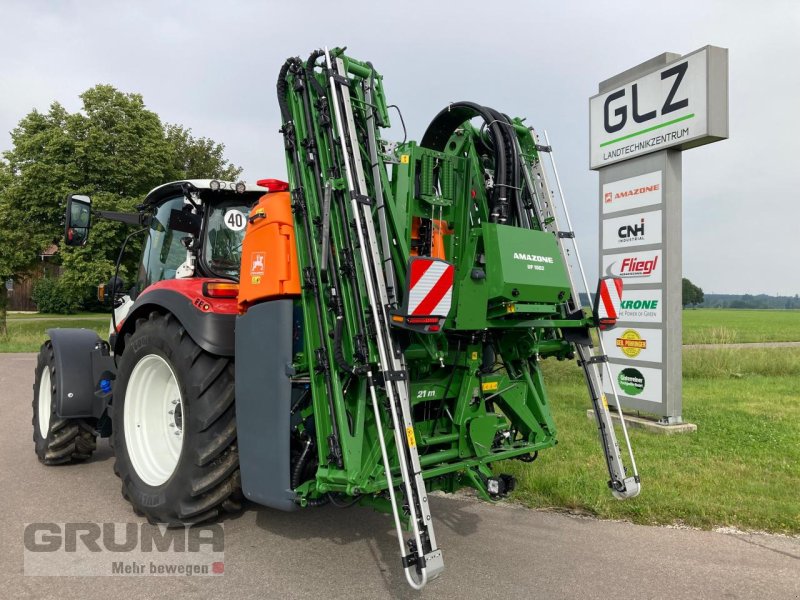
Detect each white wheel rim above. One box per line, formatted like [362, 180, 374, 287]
[123, 354, 184, 486]
[38, 366, 52, 437]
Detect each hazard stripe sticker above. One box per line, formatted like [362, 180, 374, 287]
[407, 258, 454, 317]
[598, 277, 623, 321]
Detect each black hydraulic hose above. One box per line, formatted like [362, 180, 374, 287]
[420, 101, 508, 223]
[485, 107, 527, 226]
[332, 313, 366, 374]
[503, 111, 524, 227]
[484, 107, 512, 223]
[276, 58, 297, 125]
[305, 49, 327, 96]
[291, 437, 330, 507]
[278, 57, 343, 468]
[306, 495, 330, 507]
[307, 55, 370, 365]
[291, 436, 313, 489]
[327, 494, 361, 508]
[297, 54, 364, 376]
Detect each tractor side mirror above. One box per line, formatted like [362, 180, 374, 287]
[64, 194, 92, 247]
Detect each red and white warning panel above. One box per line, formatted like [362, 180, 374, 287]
[392, 257, 454, 333]
[594, 276, 623, 330]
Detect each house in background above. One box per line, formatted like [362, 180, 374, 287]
[8, 244, 60, 311]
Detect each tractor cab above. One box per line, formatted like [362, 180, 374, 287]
[62, 178, 285, 354]
[135, 179, 269, 290]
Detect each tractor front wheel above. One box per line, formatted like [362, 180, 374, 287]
[112, 311, 241, 525]
[32, 340, 97, 464]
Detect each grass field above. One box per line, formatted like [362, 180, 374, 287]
[4, 308, 797, 351]
[0, 314, 108, 353]
[2, 309, 798, 533]
[7, 312, 107, 320]
[503, 347, 800, 534]
[683, 308, 800, 344]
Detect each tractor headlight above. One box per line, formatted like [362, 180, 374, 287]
[210, 180, 221, 192]
[235, 181, 246, 194]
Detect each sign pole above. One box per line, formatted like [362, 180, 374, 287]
[590, 46, 728, 426]
[598, 150, 682, 422]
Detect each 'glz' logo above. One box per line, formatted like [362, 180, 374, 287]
[603, 61, 689, 134]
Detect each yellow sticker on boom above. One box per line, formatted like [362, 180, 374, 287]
[601, 394, 609, 409]
[400, 154, 410, 164]
[405, 426, 416, 448]
[482, 381, 499, 392]
[251, 276, 261, 285]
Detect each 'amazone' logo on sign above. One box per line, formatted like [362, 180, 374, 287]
[513, 253, 554, 263]
[612, 184, 660, 199]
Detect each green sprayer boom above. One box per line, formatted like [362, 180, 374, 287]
[268, 48, 640, 588]
[35, 44, 641, 592]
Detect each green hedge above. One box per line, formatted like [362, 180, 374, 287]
[30, 278, 83, 314]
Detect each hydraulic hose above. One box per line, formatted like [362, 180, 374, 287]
[306, 54, 370, 366]
[298, 53, 364, 377]
[485, 107, 519, 224]
[277, 56, 343, 468]
[421, 101, 509, 223]
[332, 313, 367, 375]
[277, 58, 300, 126]
[292, 436, 330, 507]
[291, 437, 313, 489]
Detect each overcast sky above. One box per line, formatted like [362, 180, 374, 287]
[1, 0, 798, 295]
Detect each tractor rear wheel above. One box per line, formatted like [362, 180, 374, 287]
[32, 341, 97, 464]
[111, 311, 241, 525]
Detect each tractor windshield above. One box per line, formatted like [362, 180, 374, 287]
[203, 199, 252, 280]
[138, 196, 189, 289]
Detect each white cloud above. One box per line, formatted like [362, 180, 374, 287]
[1, 0, 797, 294]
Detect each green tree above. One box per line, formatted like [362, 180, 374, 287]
[0, 161, 30, 334]
[0, 85, 242, 329]
[682, 277, 704, 308]
[165, 124, 242, 181]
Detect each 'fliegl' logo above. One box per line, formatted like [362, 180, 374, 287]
[619, 255, 658, 277]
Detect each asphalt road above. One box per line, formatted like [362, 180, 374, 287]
[1, 353, 798, 599]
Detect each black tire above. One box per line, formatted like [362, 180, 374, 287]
[32, 340, 97, 464]
[111, 311, 241, 525]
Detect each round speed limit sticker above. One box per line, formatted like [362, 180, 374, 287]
[223, 209, 247, 231]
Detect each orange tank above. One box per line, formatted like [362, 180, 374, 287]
[410, 217, 451, 260]
[237, 191, 301, 313]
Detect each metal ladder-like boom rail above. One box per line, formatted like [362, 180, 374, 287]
[324, 49, 444, 589]
[516, 130, 640, 499]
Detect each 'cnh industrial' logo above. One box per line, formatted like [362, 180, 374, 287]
[603, 61, 689, 134]
[618, 218, 645, 242]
